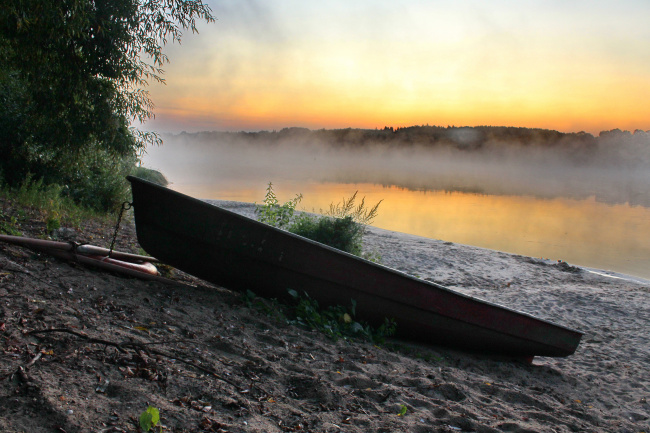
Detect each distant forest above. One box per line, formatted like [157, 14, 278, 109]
[172, 125, 650, 167]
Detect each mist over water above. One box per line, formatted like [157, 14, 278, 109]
[141, 127, 650, 279]
[144, 127, 650, 207]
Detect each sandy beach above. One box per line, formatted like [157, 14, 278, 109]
[1, 199, 649, 432]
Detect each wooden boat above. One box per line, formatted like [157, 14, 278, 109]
[127, 176, 583, 358]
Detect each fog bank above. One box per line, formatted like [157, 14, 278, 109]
[142, 126, 650, 207]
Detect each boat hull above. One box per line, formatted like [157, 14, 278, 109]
[127, 176, 583, 358]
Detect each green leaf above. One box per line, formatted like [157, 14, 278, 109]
[350, 299, 357, 316]
[139, 412, 152, 431]
[139, 406, 160, 431]
[398, 404, 408, 416]
[350, 322, 365, 334]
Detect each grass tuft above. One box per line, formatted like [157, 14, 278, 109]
[132, 166, 169, 186]
[244, 289, 397, 345]
[1, 174, 110, 235]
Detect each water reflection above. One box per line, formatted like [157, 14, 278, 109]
[172, 180, 650, 279]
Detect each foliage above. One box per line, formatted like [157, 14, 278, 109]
[243, 290, 287, 322]
[6, 146, 136, 213]
[132, 166, 169, 186]
[0, 209, 21, 236]
[0, 0, 213, 203]
[324, 190, 382, 225]
[398, 404, 408, 416]
[1, 173, 107, 234]
[66, 150, 138, 212]
[245, 289, 397, 345]
[139, 406, 161, 432]
[256, 182, 302, 229]
[286, 289, 396, 344]
[16, 175, 76, 230]
[255, 182, 381, 258]
[289, 214, 365, 256]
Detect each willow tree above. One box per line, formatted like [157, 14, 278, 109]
[0, 0, 213, 209]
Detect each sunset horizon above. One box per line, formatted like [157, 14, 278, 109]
[139, 1, 650, 136]
[149, 119, 649, 136]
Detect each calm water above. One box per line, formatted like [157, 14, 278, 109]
[142, 136, 650, 280]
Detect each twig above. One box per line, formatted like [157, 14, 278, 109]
[25, 328, 243, 390]
[131, 338, 199, 346]
[26, 328, 128, 353]
[25, 352, 42, 368]
[145, 346, 242, 389]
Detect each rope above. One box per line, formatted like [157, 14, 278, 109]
[109, 202, 132, 258]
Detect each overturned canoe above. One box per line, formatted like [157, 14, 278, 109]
[127, 176, 583, 358]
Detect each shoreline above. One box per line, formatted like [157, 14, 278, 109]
[209, 199, 650, 286]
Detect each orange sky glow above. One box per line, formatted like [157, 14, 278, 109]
[141, 0, 650, 135]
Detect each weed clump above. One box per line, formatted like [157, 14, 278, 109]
[256, 182, 302, 229]
[244, 289, 397, 345]
[255, 182, 381, 258]
[0, 173, 106, 235]
[289, 215, 364, 255]
[132, 166, 169, 186]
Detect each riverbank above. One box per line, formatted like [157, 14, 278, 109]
[1, 199, 648, 432]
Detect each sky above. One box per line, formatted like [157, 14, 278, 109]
[141, 0, 650, 134]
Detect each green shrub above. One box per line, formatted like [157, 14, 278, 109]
[63, 149, 136, 212]
[255, 183, 381, 258]
[5, 173, 104, 232]
[131, 166, 169, 186]
[0, 136, 139, 213]
[0, 209, 21, 236]
[289, 214, 364, 256]
[245, 289, 397, 344]
[287, 289, 397, 344]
